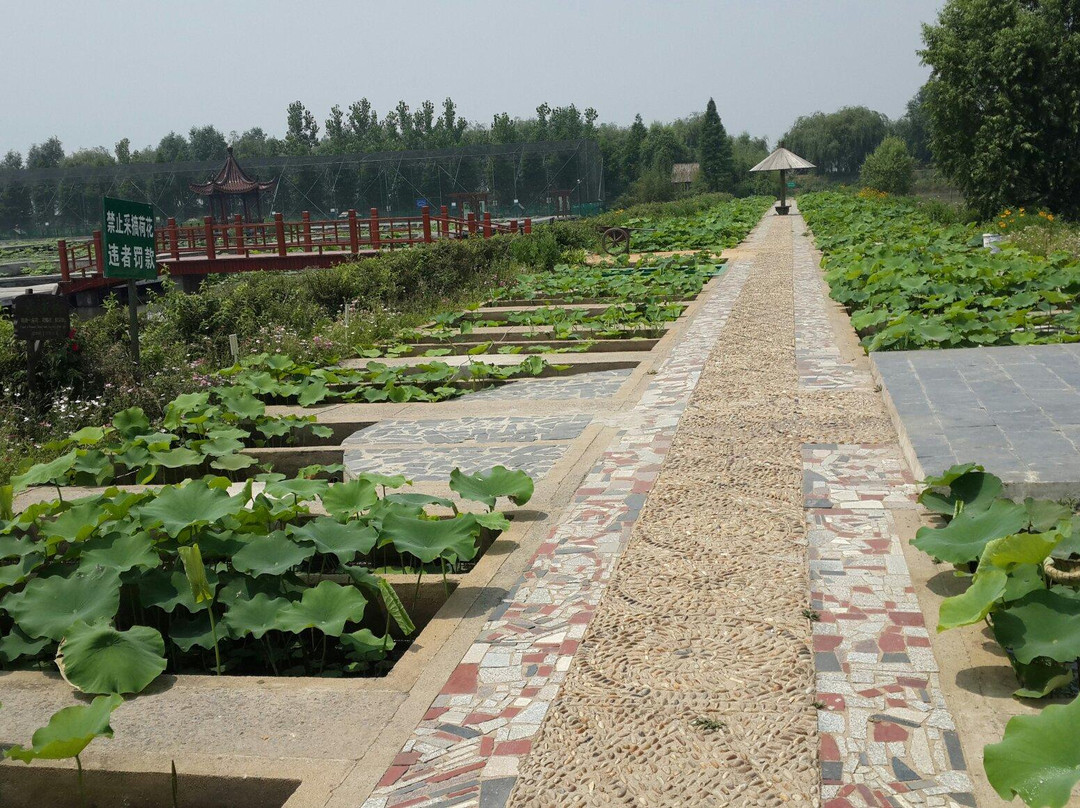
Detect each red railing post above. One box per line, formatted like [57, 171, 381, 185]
[302, 211, 312, 250]
[348, 209, 359, 252]
[422, 206, 432, 243]
[57, 240, 69, 282]
[467, 212, 477, 235]
[234, 214, 245, 253]
[440, 205, 449, 238]
[483, 212, 493, 238]
[274, 213, 286, 257]
[369, 208, 381, 250]
[167, 218, 180, 260]
[203, 216, 216, 260]
[524, 218, 532, 235]
[93, 230, 105, 276]
[510, 220, 519, 233]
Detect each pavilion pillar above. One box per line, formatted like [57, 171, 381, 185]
[234, 214, 245, 254]
[510, 220, 519, 234]
[348, 209, 359, 253]
[58, 240, 69, 282]
[524, 218, 532, 235]
[422, 206, 432, 243]
[93, 230, 105, 276]
[302, 211, 312, 250]
[467, 212, 476, 236]
[274, 213, 287, 257]
[440, 205, 449, 238]
[167, 218, 180, 260]
[483, 212, 492, 238]
[203, 217, 216, 260]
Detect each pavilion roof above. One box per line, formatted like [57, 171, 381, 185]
[189, 146, 277, 196]
[750, 147, 815, 172]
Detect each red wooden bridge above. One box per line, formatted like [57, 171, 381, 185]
[57, 207, 531, 295]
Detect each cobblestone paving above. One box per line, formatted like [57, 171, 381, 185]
[359, 247, 755, 808]
[348, 416, 594, 446]
[465, 370, 634, 401]
[346, 444, 571, 482]
[359, 206, 974, 808]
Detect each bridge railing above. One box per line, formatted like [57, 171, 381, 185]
[59, 207, 531, 285]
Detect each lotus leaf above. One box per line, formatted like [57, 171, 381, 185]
[265, 477, 330, 502]
[79, 531, 160, 573]
[286, 518, 378, 563]
[449, 466, 534, 509]
[380, 511, 480, 564]
[4, 568, 121, 640]
[222, 593, 292, 639]
[918, 470, 1002, 516]
[11, 450, 77, 492]
[320, 479, 379, 517]
[993, 589, 1080, 664]
[168, 613, 226, 652]
[113, 407, 151, 437]
[0, 552, 44, 590]
[277, 581, 367, 636]
[912, 500, 1028, 564]
[0, 627, 51, 662]
[57, 621, 167, 695]
[210, 452, 258, 472]
[341, 628, 393, 661]
[138, 569, 218, 614]
[138, 481, 238, 537]
[938, 569, 1007, 631]
[1011, 657, 1075, 700]
[1026, 499, 1073, 533]
[984, 694, 1080, 807]
[231, 532, 315, 577]
[6, 694, 123, 762]
[44, 499, 106, 544]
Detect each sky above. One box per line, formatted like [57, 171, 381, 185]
[1, 0, 946, 157]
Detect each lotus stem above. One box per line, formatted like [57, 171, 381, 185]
[208, 608, 222, 675]
[76, 754, 86, 808]
[413, 566, 423, 607]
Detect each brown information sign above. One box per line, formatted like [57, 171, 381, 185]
[13, 291, 70, 342]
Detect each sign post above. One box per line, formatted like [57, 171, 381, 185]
[12, 289, 70, 399]
[102, 196, 157, 376]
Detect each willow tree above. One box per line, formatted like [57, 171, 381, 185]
[921, 0, 1080, 217]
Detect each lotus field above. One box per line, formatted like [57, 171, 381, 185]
[799, 192, 1080, 352]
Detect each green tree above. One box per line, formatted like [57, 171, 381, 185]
[921, 0, 1080, 217]
[860, 136, 915, 194]
[893, 88, 933, 165]
[188, 125, 227, 161]
[783, 107, 889, 174]
[698, 98, 733, 192]
[0, 150, 32, 231]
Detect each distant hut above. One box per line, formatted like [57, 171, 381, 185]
[189, 146, 277, 223]
[671, 163, 700, 191]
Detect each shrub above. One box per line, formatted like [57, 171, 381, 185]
[860, 137, 915, 195]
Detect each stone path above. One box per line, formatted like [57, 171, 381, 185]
[873, 345, 1080, 498]
[358, 206, 977, 808]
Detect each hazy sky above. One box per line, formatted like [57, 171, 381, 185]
[1, 0, 945, 157]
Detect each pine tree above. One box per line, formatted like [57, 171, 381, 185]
[699, 98, 733, 192]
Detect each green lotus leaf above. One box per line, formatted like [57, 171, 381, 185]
[1026, 498, 1073, 533]
[198, 436, 245, 457]
[79, 531, 160, 573]
[385, 493, 456, 510]
[0, 627, 51, 662]
[5, 694, 123, 762]
[11, 450, 77, 492]
[341, 628, 394, 662]
[257, 420, 293, 438]
[938, 568, 1007, 631]
[344, 568, 415, 636]
[149, 447, 207, 470]
[43, 500, 106, 544]
[57, 621, 167, 695]
[222, 593, 292, 639]
[210, 452, 258, 472]
[1002, 564, 1047, 603]
[380, 511, 480, 564]
[984, 694, 1080, 807]
[298, 380, 329, 406]
[168, 612, 226, 652]
[206, 426, 249, 442]
[277, 581, 367, 636]
[449, 466, 534, 509]
[69, 426, 107, 446]
[0, 535, 32, 559]
[230, 531, 315, 577]
[138, 481, 238, 537]
[993, 589, 1080, 664]
[0, 553, 44, 590]
[264, 477, 330, 502]
[912, 500, 1027, 564]
[164, 392, 211, 427]
[133, 431, 179, 451]
[918, 470, 1002, 516]
[921, 462, 983, 489]
[71, 449, 114, 485]
[320, 479, 379, 517]
[3, 568, 121, 640]
[1011, 656, 1075, 700]
[215, 387, 266, 419]
[982, 529, 1064, 571]
[137, 569, 218, 614]
[475, 511, 512, 531]
[286, 517, 377, 563]
[353, 472, 411, 490]
[113, 407, 151, 437]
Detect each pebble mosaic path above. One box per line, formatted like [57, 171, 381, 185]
[358, 206, 976, 807]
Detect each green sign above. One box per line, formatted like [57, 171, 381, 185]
[787, 181, 796, 189]
[102, 196, 157, 280]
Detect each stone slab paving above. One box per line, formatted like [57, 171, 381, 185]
[796, 206, 976, 807]
[464, 369, 634, 401]
[359, 248, 755, 807]
[873, 346, 1080, 496]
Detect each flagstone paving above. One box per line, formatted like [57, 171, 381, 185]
[357, 205, 976, 808]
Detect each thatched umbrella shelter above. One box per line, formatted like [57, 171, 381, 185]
[750, 147, 815, 215]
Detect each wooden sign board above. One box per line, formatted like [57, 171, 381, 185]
[12, 292, 70, 342]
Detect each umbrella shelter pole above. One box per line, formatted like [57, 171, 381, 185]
[780, 169, 787, 208]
